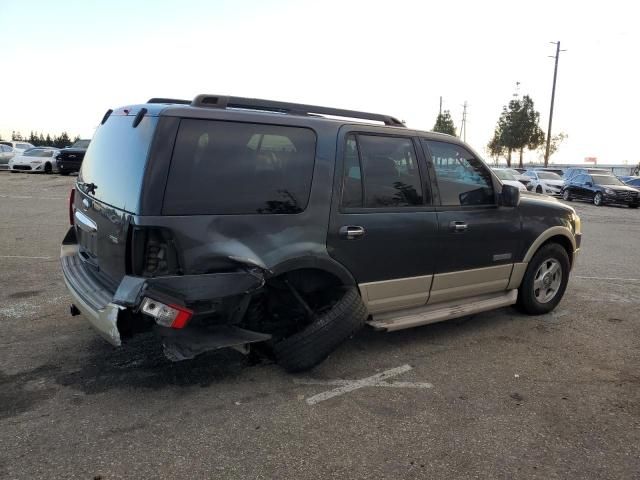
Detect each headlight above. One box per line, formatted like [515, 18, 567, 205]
[604, 188, 615, 195]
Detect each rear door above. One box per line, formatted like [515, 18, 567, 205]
[74, 111, 159, 284]
[421, 139, 520, 304]
[327, 128, 439, 314]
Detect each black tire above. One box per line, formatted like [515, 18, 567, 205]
[44, 163, 52, 174]
[59, 170, 70, 176]
[273, 287, 367, 372]
[593, 192, 603, 206]
[536, 185, 543, 194]
[562, 189, 572, 201]
[517, 243, 570, 315]
[629, 203, 638, 209]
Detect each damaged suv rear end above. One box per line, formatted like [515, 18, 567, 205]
[61, 98, 365, 369]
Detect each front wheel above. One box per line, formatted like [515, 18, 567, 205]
[629, 203, 639, 209]
[562, 189, 572, 201]
[517, 243, 570, 315]
[593, 192, 603, 206]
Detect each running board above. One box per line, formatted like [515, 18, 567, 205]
[367, 289, 518, 332]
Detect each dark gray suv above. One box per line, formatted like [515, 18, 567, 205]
[61, 95, 582, 371]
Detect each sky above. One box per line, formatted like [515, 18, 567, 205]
[1, 0, 638, 165]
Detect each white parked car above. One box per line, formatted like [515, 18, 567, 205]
[524, 169, 564, 196]
[492, 168, 527, 191]
[0, 140, 35, 155]
[0, 144, 16, 169]
[9, 147, 61, 174]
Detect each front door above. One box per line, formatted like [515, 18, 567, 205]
[421, 139, 521, 304]
[327, 129, 439, 315]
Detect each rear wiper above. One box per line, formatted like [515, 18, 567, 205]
[77, 181, 98, 195]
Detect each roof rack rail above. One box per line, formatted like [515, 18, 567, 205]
[190, 94, 405, 127]
[147, 98, 191, 105]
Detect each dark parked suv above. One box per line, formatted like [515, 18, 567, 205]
[61, 95, 582, 371]
[56, 139, 90, 175]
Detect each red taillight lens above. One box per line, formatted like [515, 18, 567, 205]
[140, 297, 193, 329]
[69, 188, 75, 226]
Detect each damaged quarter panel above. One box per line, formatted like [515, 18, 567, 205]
[137, 116, 353, 287]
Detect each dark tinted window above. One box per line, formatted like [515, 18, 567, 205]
[425, 140, 494, 206]
[592, 175, 624, 186]
[79, 114, 158, 213]
[628, 178, 640, 186]
[341, 135, 363, 208]
[341, 135, 425, 208]
[72, 139, 90, 149]
[573, 174, 587, 184]
[163, 120, 316, 215]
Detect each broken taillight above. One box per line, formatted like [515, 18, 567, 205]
[140, 297, 193, 329]
[69, 188, 76, 226]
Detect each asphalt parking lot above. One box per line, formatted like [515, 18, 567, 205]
[1, 172, 639, 480]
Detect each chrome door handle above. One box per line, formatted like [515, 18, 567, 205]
[449, 221, 468, 232]
[339, 225, 365, 239]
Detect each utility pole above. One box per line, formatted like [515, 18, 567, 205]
[544, 41, 565, 167]
[439, 96, 442, 115]
[460, 101, 467, 142]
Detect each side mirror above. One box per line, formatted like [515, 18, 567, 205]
[501, 184, 520, 207]
[586, 182, 593, 187]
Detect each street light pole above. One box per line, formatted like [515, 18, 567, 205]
[544, 41, 563, 167]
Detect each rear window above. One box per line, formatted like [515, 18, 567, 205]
[163, 120, 316, 215]
[78, 115, 158, 213]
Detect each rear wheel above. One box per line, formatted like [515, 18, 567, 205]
[273, 286, 366, 372]
[517, 243, 570, 315]
[593, 192, 603, 206]
[44, 163, 52, 174]
[536, 185, 543, 194]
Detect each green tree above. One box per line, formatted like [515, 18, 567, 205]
[38, 132, 45, 146]
[432, 110, 457, 136]
[487, 128, 506, 164]
[12, 131, 23, 141]
[45, 133, 52, 145]
[493, 94, 545, 168]
[54, 132, 72, 148]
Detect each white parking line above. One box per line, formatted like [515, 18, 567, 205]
[0, 255, 53, 260]
[575, 275, 640, 282]
[294, 364, 432, 405]
[0, 194, 66, 200]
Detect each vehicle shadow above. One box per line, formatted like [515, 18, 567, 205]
[53, 333, 259, 394]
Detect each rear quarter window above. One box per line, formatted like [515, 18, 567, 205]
[163, 120, 317, 215]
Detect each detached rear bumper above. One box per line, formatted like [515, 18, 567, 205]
[60, 227, 267, 352]
[61, 242, 123, 346]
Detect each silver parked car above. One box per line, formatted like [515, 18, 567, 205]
[0, 144, 16, 169]
[9, 147, 61, 173]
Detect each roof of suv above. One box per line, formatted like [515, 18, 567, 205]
[107, 94, 459, 142]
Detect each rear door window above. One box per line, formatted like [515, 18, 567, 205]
[424, 140, 494, 206]
[163, 120, 316, 215]
[341, 134, 425, 208]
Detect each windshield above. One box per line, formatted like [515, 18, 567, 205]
[494, 169, 516, 181]
[538, 172, 562, 180]
[24, 149, 54, 157]
[593, 175, 624, 186]
[72, 139, 90, 149]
